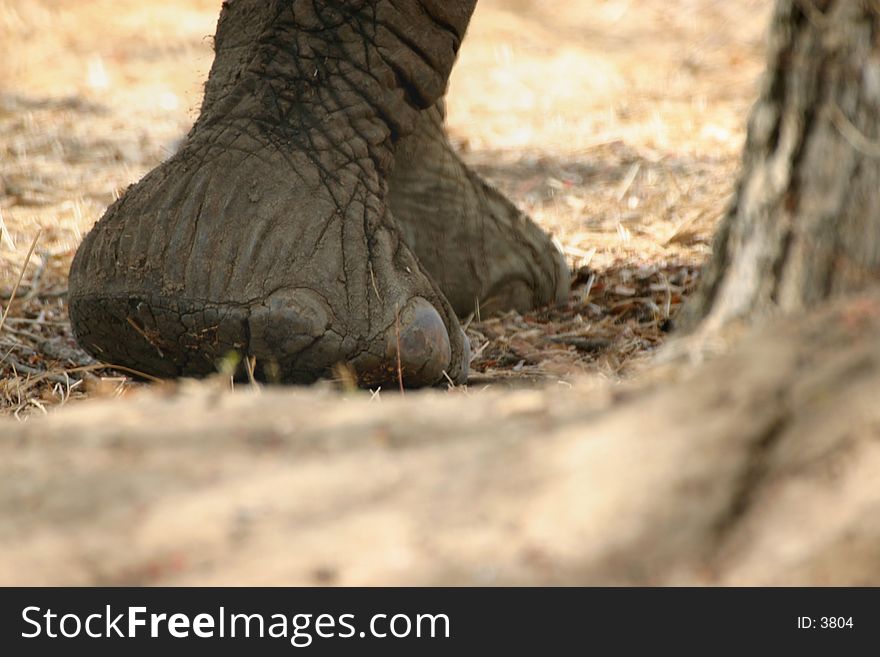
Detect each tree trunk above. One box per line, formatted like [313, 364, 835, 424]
[683, 1, 880, 330]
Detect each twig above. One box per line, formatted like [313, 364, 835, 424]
[469, 339, 490, 364]
[659, 272, 673, 319]
[0, 317, 69, 326]
[0, 230, 41, 342]
[28, 398, 48, 416]
[125, 316, 165, 358]
[442, 370, 458, 389]
[561, 244, 597, 264]
[6, 357, 73, 385]
[22, 252, 49, 301]
[664, 210, 711, 246]
[616, 162, 641, 201]
[394, 303, 405, 395]
[93, 363, 162, 383]
[245, 355, 261, 392]
[4, 361, 162, 386]
[368, 262, 382, 302]
[0, 340, 37, 356]
[0, 287, 67, 301]
[0, 208, 16, 250]
[0, 324, 44, 341]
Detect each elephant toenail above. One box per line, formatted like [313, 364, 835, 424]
[388, 297, 452, 386]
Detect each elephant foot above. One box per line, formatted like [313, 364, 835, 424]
[68, 0, 474, 387]
[389, 103, 571, 318]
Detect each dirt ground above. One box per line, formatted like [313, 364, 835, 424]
[4, 292, 880, 586]
[0, 0, 770, 414]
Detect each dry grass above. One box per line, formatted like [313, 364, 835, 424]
[0, 0, 771, 416]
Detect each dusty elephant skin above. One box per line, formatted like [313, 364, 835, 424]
[390, 102, 570, 317]
[67, 0, 569, 386]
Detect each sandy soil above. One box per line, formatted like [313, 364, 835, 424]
[3, 293, 880, 586]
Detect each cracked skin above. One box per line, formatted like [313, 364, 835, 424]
[68, 0, 569, 387]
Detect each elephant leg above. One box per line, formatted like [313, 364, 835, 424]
[68, 0, 478, 387]
[389, 102, 570, 317]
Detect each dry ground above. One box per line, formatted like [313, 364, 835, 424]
[0, 0, 770, 415]
[4, 292, 880, 586]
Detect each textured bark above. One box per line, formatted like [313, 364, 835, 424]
[683, 1, 880, 329]
[3, 294, 880, 585]
[390, 102, 570, 317]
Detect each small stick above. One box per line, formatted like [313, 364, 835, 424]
[22, 252, 49, 301]
[0, 317, 69, 325]
[442, 370, 458, 389]
[2, 360, 164, 386]
[6, 357, 72, 385]
[368, 262, 382, 301]
[0, 288, 67, 301]
[461, 312, 475, 332]
[245, 355, 261, 392]
[394, 303, 405, 395]
[0, 229, 41, 338]
[125, 317, 165, 358]
[0, 208, 16, 250]
[616, 162, 641, 201]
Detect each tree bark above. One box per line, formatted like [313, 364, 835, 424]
[683, 0, 880, 330]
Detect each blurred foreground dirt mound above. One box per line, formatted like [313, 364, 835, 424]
[2, 294, 879, 585]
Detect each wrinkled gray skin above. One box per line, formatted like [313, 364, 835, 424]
[69, 0, 569, 387]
